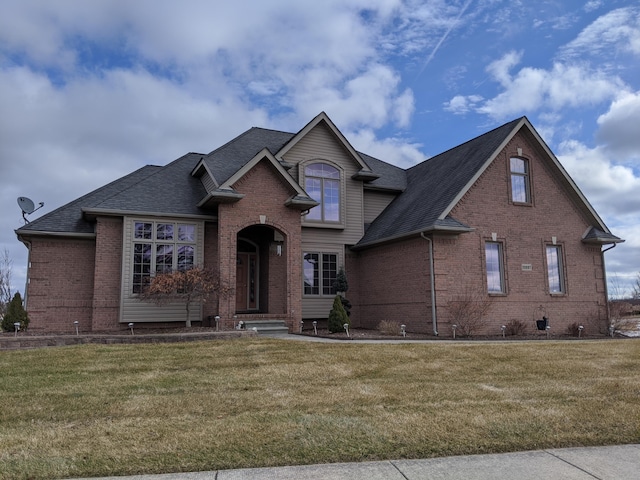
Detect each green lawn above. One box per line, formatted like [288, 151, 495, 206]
[1, 338, 639, 479]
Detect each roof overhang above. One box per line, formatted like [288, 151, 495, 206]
[285, 195, 320, 211]
[352, 170, 381, 182]
[581, 226, 625, 245]
[352, 221, 474, 251]
[82, 207, 218, 221]
[16, 230, 96, 242]
[197, 190, 245, 208]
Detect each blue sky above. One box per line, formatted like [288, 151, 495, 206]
[1, 0, 639, 297]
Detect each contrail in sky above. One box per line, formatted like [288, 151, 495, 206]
[416, 0, 474, 78]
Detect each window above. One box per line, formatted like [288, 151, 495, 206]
[510, 157, 531, 203]
[485, 242, 505, 293]
[546, 245, 564, 294]
[303, 252, 337, 296]
[304, 163, 340, 222]
[132, 221, 196, 293]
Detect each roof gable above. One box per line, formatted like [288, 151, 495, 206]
[357, 118, 521, 247]
[276, 112, 375, 176]
[197, 127, 294, 186]
[357, 116, 621, 248]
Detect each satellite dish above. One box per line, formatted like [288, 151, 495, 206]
[18, 197, 36, 214]
[17, 196, 44, 223]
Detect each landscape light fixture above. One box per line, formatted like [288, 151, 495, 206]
[300, 320, 304, 332]
[343, 323, 350, 337]
[312, 320, 318, 335]
[546, 325, 551, 339]
[74, 320, 79, 336]
[215, 315, 221, 331]
[400, 324, 406, 337]
[501, 325, 506, 338]
[14, 322, 20, 337]
[451, 324, 457, 339]
[128, 322, 134, 335]
[578, 325, 584, 338]
[609, 324, 615, 337]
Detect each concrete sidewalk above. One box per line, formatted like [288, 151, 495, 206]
[74, 444, 639, 479]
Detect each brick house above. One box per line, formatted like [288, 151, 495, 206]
[16, 113, 623, 336]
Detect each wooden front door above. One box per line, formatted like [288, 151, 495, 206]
[236, 252, 257, 311]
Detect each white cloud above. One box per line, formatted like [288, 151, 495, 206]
[559, 6, 640, 60]
[557, 140, 640, 218]
[444, 94, 483, 114]
[477, 56, 625, 120]
[596, 90, 640, 159]
[348, 128, 425, 168]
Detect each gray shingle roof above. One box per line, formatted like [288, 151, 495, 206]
[16, 165, 162, 235]
[356, 118, 523, 247]
[17, 115, 620, 247]
[203, 127, 295, 185]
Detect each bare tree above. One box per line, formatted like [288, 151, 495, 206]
[0, 249, 12, 318]
[447, 289, 493, 337]
[632, 272, 640, 300]
[139, 266, 231, 327]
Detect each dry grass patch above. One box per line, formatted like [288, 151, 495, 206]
[1, 339, 639, 479]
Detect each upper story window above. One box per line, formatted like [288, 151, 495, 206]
[132, 221, 196, 294]
[510, 157, 531, 204]
[304, 163, 341, 223]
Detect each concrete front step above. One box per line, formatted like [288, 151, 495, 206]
[240, 320, 289, 335]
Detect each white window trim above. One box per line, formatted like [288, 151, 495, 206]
[303, 251, 339, 297]
[126, 218, 200, 296]
[300, 159, 345, 228]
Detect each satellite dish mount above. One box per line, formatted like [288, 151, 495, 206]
[17, 197, 44, 224]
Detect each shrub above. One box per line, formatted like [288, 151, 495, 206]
[332, 267, 351, 317]
[377, 320, 400, 336]
[328, 295, 350, 333]
[1, 292, 29, 332]
[448, 290, 492, 337]
[505, 319, 527, 336]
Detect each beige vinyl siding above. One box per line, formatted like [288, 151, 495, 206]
[282, 122, 365, 245]
[201, 172, 217, 192]
[120, 217, 204, 323]
[301, 243, 344, 318]
[363, 190, 398, 224]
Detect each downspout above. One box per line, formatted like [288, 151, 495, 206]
[601, 243, 617, 326]
[420, 232, 438, 336]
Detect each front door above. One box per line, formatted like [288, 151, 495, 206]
[236, 252, 257, 311]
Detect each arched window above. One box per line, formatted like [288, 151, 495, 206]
[304, 163, 340, 222]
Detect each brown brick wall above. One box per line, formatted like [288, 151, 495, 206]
[216, 158, 303, 331]
[91, 217, 123, 331]
[351, 237, 434, 333]
[24, 236, 96, 333]
[438, 130, 608, 336]
[351, 129, 608, 337]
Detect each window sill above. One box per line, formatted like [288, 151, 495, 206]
[488, 292, 508, 297]
[511, 201, 533, 207]
[302, 221, 345, 230]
